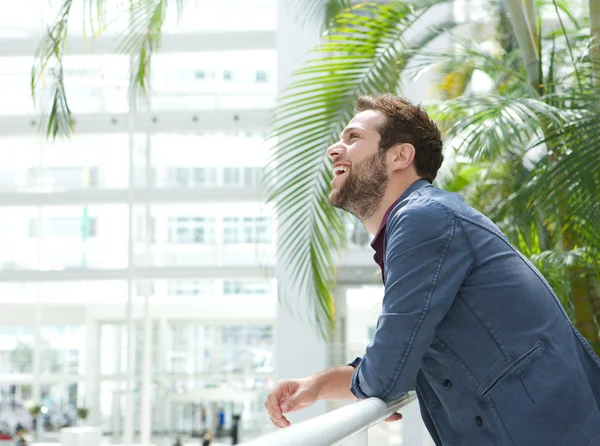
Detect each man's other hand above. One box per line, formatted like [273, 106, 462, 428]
[264, 378, 319, 428]
[384, 412, 403, 422]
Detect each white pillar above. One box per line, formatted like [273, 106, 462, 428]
[140, 292, 153, 445]
[112, 326, 122, 438]
[33, 192, 43, 410]
[329, 285, 348, 366]
[32, 289, 42, 407]
[156, 318, 168, 433]
[213, 325, 223, 378]
[84, 317, 100, 426]
[139, 132, 153, 445]
[327, 286, 349, 413]
[123, 113, 136, 446]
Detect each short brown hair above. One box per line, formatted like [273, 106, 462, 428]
[355, 94, 444, 182]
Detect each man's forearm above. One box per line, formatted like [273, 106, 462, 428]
[312, 365, 358, 400]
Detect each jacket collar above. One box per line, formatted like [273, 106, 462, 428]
[370, 179, 432, 281]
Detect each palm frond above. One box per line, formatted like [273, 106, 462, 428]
[265, 0, 456, 337]
[32, 0, 176, 137]
[430, 94, 567, 160]
[291, 0, 352, 30]
[526, 106, 600, 250]
[537, 0, 581, 28]
[31, 0, 76, 139]
[115, 0, 169, 110]
[83, 0, 108, 37]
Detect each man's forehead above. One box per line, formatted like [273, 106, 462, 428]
[345, 110, 383, 132]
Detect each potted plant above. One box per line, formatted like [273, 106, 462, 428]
[27, 404, 43, 439]
[28, 405, 42, 418]
[77, 407, 89, 423]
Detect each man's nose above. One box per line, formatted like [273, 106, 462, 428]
[326, 141, 345, 161]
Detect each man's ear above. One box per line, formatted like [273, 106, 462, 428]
[389, 143, 416, 171]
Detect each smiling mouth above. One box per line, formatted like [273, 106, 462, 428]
[333, 165, 350, 177]
[331, 168, 350, 186]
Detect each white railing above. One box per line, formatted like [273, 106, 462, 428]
[240, 392, 417, 446]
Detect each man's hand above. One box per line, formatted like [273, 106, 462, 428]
[385, 412, 403, 422]
[263, 366, 402, 428]
[264, 377, 319, 428]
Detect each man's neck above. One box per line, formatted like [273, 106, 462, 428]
[362, 175, 422, 235]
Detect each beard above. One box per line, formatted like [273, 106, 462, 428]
[328, 152, 388, 221]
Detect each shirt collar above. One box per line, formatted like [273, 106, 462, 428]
[370, 179, 432, 280]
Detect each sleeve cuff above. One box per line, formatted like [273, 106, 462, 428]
[350, 364, 377, 399]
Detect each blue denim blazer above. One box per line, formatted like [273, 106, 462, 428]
[350, 180, 600, 445]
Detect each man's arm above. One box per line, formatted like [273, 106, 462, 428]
[264, 366, 356, 428]
[351, 197, 474, 402]
[313, 365, 358, 400]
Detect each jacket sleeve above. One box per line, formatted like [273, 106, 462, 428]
[350, 197, 474, 402]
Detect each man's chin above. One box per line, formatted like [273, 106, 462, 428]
[328, 190, 347, 210]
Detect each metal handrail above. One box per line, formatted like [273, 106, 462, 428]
[240, 392, 417, 446]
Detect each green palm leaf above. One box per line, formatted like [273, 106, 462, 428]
[31, 0, 76, 139]
[527, 106, 600, 249]
[32, 0, 186, 138]
[291, 0, 352, 29]
[265, 0, 457, 337]
[115, 0, 181, 110]
[432, 94, 566, 160]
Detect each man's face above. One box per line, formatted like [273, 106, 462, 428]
[326, 110, 389, 220]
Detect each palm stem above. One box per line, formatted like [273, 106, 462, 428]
[570, 267, 600, 346]
[590, 0, 600, 92]
[504, 0, 540, 93]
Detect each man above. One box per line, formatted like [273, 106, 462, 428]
[264, 93, 600, 445]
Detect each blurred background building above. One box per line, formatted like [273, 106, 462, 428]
[0, 0, 448, 444]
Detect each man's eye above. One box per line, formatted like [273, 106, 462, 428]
[350, 133, 359, 139]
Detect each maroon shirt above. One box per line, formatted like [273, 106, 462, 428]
[370, 179, 431, 282]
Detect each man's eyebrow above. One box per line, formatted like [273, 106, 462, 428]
[339, 127, 361, 140]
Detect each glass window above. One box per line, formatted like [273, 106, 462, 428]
[145, 50, 279, 111]
[221, 325, 273, 374]
[167, 280, 216, 296]
[242, 167, 261, 187]
[193, 168, 207, 186]
[28, 217, 98, 239]
[223, 217, 239, 244]
[222, 216, 272, 244]
[173, 217, 192, 243]
[0, 205, 127, 271]
[166, 167, 218, 188]
[168, 217, 216, 244]
[27, 166, 100, 190]
[241, 217, 254, 243]
[223, 280, 271, 295]
[167, 324, 213, 374]
[0, 135, 129, 191]
[223, 168, 241, 187]
[0, 282, 128, 304]
[256, 217, 272, 243]
[192, 168, 217, 187]
[256, 70, 268, 82]
[0, 327, 34, 373]
[41, 326, 85, 374]
[175, 168, 190, 187]
[135, 216, 156, 243]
